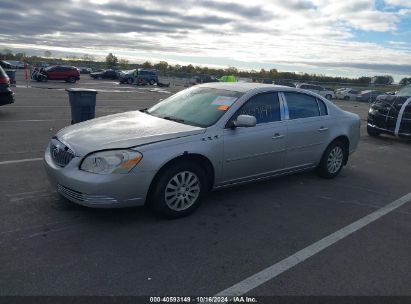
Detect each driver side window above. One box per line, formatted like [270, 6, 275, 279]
[229, 92, 281, 126]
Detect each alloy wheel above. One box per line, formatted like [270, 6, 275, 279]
[164, 171, 200, 211]
[327, 146, 343, 174]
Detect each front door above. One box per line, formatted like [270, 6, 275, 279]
[222, 92, 287, 184]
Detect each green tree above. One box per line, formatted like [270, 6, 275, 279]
[157, 61, 169, 71]
[372, 75, 394, 85]
[119, 59, 129, 70]
[142, 61, 152, 69]
[105, 52, 118, 69]
[399, 77, 411, 86]
[44, 50, 52, 57]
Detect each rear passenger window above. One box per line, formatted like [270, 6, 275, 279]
[284, 92, 320, 119]
[234, 92, 281, 124]
[317, 99, 328, 116]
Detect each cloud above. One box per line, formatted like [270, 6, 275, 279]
[0, 0, 410, 80]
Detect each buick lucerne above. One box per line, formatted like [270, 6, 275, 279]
[44, 83, 360, 218]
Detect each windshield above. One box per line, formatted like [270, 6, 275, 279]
[397, 86, 411, 97]
[147, 87, 243, 127]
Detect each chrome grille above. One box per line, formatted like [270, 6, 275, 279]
[50, 139, 75, 167]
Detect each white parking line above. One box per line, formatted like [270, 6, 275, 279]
[0, 158, 43, 165]
[215, 192, 411, 296]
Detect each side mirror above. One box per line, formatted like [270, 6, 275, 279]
[233, 115, 256, 128]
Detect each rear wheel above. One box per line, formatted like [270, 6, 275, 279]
[67, 76, 76, 83]
[148, 161, 208, 218]
[127, 77, 133, 84]
[149, 79, 156, 85]
[344, 96, 350, 100]
[316, 140, 347, 179]
[367, 125, 381, 137]
[97, 75, 102, 80]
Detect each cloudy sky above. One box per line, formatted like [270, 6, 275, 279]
[1, 0, 411, 80]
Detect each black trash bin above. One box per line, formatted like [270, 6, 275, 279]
[66, 88, 98, 124]
[5, 70, 16, 86]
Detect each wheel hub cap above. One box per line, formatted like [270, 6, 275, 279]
[165, 171, 200, 211]
[327, 146, 343, 174]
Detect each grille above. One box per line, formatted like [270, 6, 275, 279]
[50, 139, 75, 167]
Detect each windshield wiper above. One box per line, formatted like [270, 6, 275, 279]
[163, 116, 186, 124]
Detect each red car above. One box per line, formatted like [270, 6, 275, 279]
[44, 65, 80, 83]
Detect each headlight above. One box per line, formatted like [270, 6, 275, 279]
[80, 149, 142, 174]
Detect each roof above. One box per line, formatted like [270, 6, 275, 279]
[198, 82, 288, 93]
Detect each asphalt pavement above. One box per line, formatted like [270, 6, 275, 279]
[0, 71, 410, 298]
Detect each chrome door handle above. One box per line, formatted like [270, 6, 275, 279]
[318, 127, 329, 131]
[272, 133, 285, 139]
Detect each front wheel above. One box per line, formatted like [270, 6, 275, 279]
[316, 141, 347, 179]
[149, 79, 156, 85]
[127, 77, 133, 84]
[344, 96, 350, 100]
[325, 94, 332, 100]
[148, 162, 208, 218]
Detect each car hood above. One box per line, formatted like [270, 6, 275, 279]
[56, 111, 205, 156]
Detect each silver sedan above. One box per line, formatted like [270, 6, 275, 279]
[44, 83, 360, 218]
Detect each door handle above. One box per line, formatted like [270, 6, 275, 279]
[272, 133, 285, 139]
[318, 126, 329, 131]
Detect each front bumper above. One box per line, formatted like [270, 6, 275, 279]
[44, 145, 156, 208]
[367, 122, 411, 138]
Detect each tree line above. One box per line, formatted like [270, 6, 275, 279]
[1, 49, 409, 86]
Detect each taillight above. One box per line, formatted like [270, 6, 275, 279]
[0, 76, 10, 84]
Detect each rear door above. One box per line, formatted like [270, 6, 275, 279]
[222, 92, 287, 183]
[282, 92, 331, 169]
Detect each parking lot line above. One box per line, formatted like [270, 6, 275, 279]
[215, 192, 411, 296]
[0, 158, 43, 165]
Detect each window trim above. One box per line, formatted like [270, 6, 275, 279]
[224, 91, 283, 128]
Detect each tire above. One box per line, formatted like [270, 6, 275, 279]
[367, 125, 381, 137]
[343, 96, 350, 100]
[67, 76, 76, 83]
[149, 79, 156, 85]
[97, 75, 102, 80]
[127, 77, 133, 84]
[316, 140, 347, 179]
[325, 94, 332, 100]
[148, 161, 208, 218]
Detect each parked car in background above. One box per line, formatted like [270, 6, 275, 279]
[0, 60, 13, 69]
[6, 60, 25, 69]
[118, 69, 135, 84]
[190, 75, 219, 85]
[136, 69, 158, 85]
[78, 67, 92, 74]
[90, 69, 119, 80]
[44, 83, 360, 218]
[0, 66, 15, 106]
[43, 65, 80, 83]
[336, 88, 360, 100]
[296, 83, 335, 100]
[367, 85, 411, 138]
[273, 81, 296, 87]
[356, 90, 382, 102]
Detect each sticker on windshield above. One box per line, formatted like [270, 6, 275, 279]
[217, 105, 230, 111]
[211, 96, 237, 107]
